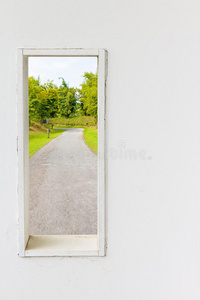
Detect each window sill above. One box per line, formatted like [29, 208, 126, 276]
[23, 235, 99, 257]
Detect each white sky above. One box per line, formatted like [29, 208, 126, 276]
[28, 57, 97, 88]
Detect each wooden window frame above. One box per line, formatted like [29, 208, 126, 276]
[17, 48, 107, 257]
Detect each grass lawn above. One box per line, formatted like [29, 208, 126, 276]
[29, 118, 97, 157]
[29, 126, 65, 157]
[83, 127, 98, 155]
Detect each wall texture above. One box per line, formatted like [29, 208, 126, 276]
[1, 0, 200, 299]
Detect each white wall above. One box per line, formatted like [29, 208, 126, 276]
[1, 0, 200, 299]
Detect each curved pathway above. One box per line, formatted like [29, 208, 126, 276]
[29, 128, 97, 235]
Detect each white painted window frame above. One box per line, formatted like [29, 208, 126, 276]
[17, 48, 107, 257]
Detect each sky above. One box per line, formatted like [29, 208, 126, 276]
[28, 57, 97, 88]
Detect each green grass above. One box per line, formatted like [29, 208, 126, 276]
[29, 118, 98, 157]
[50, 116, 96, 126]
[83, 127, 98, 155]
[29, 127, 65, 157]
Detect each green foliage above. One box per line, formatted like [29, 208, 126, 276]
[58, 79, 77, 118]
[29, 76, 78, 123]
[50, 116, 96, 126]
[29, 76, 44, 122]
[29, 72, 98, 124]
[78, 72, 98, 118]
[59, 77, 68, 88]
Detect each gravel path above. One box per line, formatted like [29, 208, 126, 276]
[29, 128, 97, 235]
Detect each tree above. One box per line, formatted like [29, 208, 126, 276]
[28, 73, 97, 123]
[29, 76, 46, 123]
[78, 72, 98, 118]
[58, 78, 78, 118]
[41, 81, 59, 118]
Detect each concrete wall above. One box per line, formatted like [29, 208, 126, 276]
[1, 0, 200, 299]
